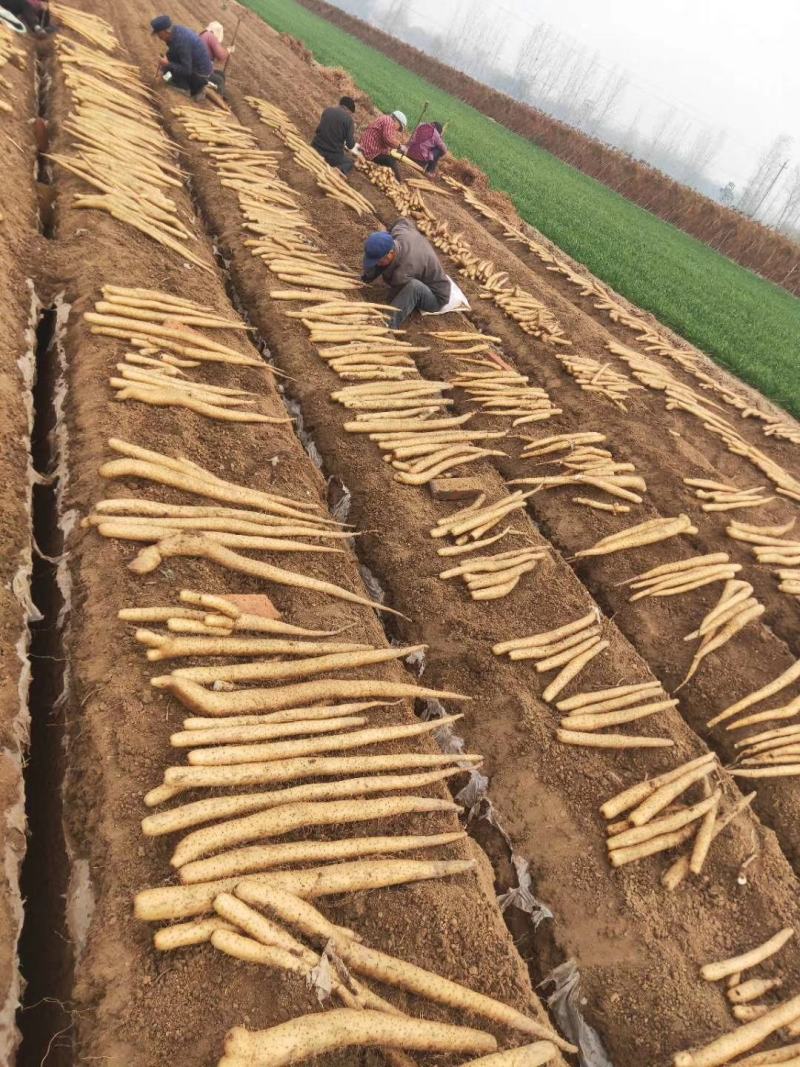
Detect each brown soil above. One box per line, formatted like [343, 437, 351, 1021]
[0, 33, 38, 1063]
[77, 5, 800, 1064]
[296, 0, 800, 296]
[37, 13, 560, 1067]
[5, 3, 800, 1067]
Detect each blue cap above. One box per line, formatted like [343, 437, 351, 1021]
[363, 231, 395, 272]
[150, 14, 171, 33]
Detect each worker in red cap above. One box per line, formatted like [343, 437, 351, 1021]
[150, 14, 212, 101]
[362, 220, 451, 328]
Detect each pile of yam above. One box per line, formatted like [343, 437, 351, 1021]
[448, 365, 561, 425]
[198, 884, 574, 1063]
[553, 681, 676, 751]
[675, 927, 799, 1065]
[610, 343, 800, 505]
[493, 610, 610, 706]
[430, 492, 536, 559]
[574, 514, 697, 559]
[619, 553, 742, 601]
[677, 580, 763, 689]
[684, 477, 775, 513]
[0, 22, 26, 114]
[599, 753, 757, 886]
[708, 660, 800, 778]
[246, 95, 375, 217]
[727, 521, 800, 591]
[555, 353, 643, 411]
[511, 430, 646, 507]
[53, 38, 211, 271]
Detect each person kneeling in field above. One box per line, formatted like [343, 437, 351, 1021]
[151, 14, 212, 101]
[407, 121, 448, 174]
[358, 110, 408, 180]
[361, 220, 451, 329]
[311, 96, 357, 176]
[199, 20, 232, 96]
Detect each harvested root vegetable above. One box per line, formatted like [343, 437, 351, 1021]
[238, 884, 574, 1050]
[601, 753, 716, 820]
[170, 794, 460, 867]
[542, 641, 609, 703]
[183, 715, 463, 767]
[557, 730, 673, 750]
[153, 917, 235, 951]
[142, 767, 465, 833]
[127, 535, 406, 617]
[575, 515, 697, 558]
[155, 646, 422, 684]
[218, 1009, 497, 1066]
[701, 928, 794, 982]
[155, 754, 481, 804]
[134, 858, 478, 921]
[144, 635, 371, 661]
[493, 611, 599, 655]
[557, 681, 659, 712]
[707, 660, 800, 729]
[672, 992, 800, 1067]
[160, 677, 467, 717]
[178, 830, 465, 884]
[170, 715, 368, 747]
[728, 979, 784, 1004]
[677, 593, 764, 689]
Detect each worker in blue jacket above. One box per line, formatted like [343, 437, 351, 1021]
[150, 15, 212, 100]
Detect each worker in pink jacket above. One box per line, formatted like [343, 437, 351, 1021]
[199, 20, 231, 94]
[407, 121, 448, 174]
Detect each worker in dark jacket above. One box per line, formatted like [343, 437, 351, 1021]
[151, 15, 212, 100]
[311, 96, 357, 176]
[361, 219, 451, 328]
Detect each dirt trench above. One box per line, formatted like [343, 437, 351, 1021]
[87, 5, 800, 1064]
[0, 29, 56, 1064]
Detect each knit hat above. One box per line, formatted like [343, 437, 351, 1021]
[150, 14, 171, 33]
[363, 231, 396, 272]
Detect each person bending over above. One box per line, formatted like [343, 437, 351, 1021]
[311, 96, 357, 176]
[361, 220, 451, 329]
[1, 0, 55, 34]
[407, 121, 447, 174]
[199, 20, 231, 95]
[151, 14, 212, 101]
[359, 110, 407, 180]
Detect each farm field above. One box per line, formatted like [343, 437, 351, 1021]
[244, 0, 800, 418]
[3, 1, 800, 1066]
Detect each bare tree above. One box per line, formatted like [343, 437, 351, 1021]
[772, 165, 800, 232]
[738, 134, 793, 217]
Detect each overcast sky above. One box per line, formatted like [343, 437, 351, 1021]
[369, 0, 800, 188]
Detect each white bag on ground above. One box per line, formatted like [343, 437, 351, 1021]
[421, 276, 470, 316]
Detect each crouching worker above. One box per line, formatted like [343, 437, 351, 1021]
[199, 21, 231, 95]
[359, 110, 407, 180]
[311, 96, 357, 176]
[362, 220, 450, 329]
[407, 121, 447, 174]
[151, 15, 212, 101]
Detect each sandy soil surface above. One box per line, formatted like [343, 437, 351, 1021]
[5, 3, 800, 1066]
[33, 13, 564, 1067]
[78, 4, 800, 1064]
